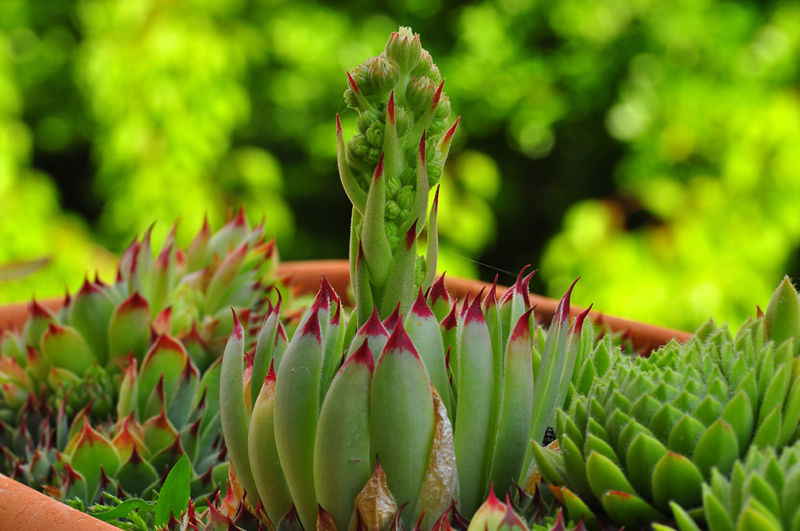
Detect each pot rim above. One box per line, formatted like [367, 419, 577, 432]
[0, 259, 690, 352]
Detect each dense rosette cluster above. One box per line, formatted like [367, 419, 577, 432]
[535, 277, 800, 530]
[664, 441, 800, 531]
[221, 271, 590, 531]
[0, 212, 290, 507]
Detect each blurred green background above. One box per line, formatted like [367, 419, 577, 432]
[2, 0, 799, 331]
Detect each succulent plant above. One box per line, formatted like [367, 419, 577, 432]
[658, 440, 800, 531]
[0, 211, 299, 513]
[217, 27, 592, 531]
[533, 277, 800, 530]
[337, 26, 459, 325]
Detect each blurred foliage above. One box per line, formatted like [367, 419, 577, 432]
[1, 0, 799, 330]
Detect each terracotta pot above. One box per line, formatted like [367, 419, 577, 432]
[0, 259, 690, 352]
[0, 474, 119, 530]
[268, 260, 691, 353]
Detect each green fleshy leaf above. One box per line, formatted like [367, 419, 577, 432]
[693, 419, 739, 480]
[455, 303, 495, 515]
[693, 396, 724, 427]
[602, 491, 663, 529]
[154, 454, 191, 527]
[670, 502, 702, 531]
[370, 323, 435, 527]
[703, 484, 734, 531]
[667, 415, 706, 458]
[765, 277, 800, 351]
[752, 405, 782, 449]
[722, 391, 754, 457]
[530, 440, 567, 487]
[586, 451, 635, 500]
[627, 433, 668, 502]
[314, 346, 373, 531]
[652, 452, 704, 513]
[41, 324, 95, 377]
[561, 487, 599, 531]
[737, 499, 783, 531]
[560, 434, 590, 499]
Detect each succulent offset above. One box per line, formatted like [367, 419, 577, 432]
[0, 212, 292, 508]
[219, 27, 587, 531]
[532, 276, 800, 530]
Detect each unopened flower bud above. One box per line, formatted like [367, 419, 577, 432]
[428, 118, 448, 135]
[427, 64, 442, 84]
[348, 134, 370, 158]
[367, 146, 382, 162]
[356, 108, 381, 133]
[399, 167, 416, 186]
[366, 121, 385, 148]
[427, 159, 444, 186]
[344, 88, 360, 110]
[395, 105, 413, 137]
[352, 60, 376, 95]
[434, 95, 451, 121]
[406, 75, 436, 114]
[385, 27, 422, 74]
[397, 185, 415, 210]
[386, 174, 402, 197]
[369, 54, 401, 94]
[385, 200, 401, 219]
[387, 236, 400, 250]
[385, 221, 398, 239]
[411, 49, 433, 77]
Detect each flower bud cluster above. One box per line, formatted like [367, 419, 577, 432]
[341, 27, 453, 251]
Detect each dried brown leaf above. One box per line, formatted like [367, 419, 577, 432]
[412, 386, 458, 531]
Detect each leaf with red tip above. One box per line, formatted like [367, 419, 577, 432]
[317, 505, 339, 531]
[274, 306, 325, 531]
[149, 243, 175, 317]
[405, 288, 452, 423]
[521, 280, 579, 479]
[422, 185, 440, 294]
[383, 92, 401, 183]
[554, 304, 593, 416]
[41, 323, 95, 376]
[220, 309, 260, 508]
[249, 363, 293, 526]
[187, 216, 211, 272]
[109, 292, 152, 362]
[67, 418, 121, 502]
[441, 302, 459, 389]
[315, 341, 373, 531]
[23, 299, 57, 349]
[455, 294, 495, 515]
[345, 71, 374, 112]
[362, 153, 392, 292]
[205, 243, 249, 313]
[251, 300, 281, 410]
[69, 280, 115, 366]
[486, 308, 535, 497]
[137, 334, 192, 418]
[437, 117, 461, 163]
[372, 321, 435, 526]
[209, 208, 250, 258]
[428, 271, 451, 322]
[349, 306, 390, 363]
[466, 485, 507, 531]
